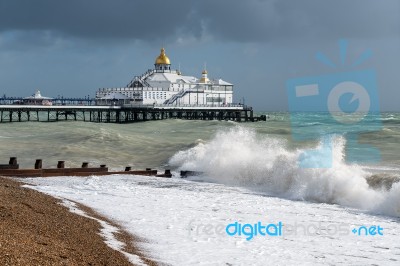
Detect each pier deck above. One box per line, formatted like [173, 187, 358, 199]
[0, 105, 264, 123]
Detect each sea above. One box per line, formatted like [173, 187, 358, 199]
[1, 112, 400, 265]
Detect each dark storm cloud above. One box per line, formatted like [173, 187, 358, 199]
[0, 0, 198, 40]
[195, 0, 400, 42]
[0, 0, 398, 42]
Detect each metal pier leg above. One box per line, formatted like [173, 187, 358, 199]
[106, 111, 110, 122]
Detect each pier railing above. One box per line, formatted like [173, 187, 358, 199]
[0, 96, 95, 106]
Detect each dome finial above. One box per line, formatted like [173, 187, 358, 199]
[202, 62, 208, 74]
[155, 47, 171, 65]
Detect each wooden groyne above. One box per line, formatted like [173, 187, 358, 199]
[0, 157, 172, 178]
[0, 105, 266, 123]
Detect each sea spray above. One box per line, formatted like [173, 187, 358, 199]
[169, 126, 400, 217]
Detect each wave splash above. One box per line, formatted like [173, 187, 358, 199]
[169, 127, 400, 217]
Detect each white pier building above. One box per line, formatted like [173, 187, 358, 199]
[96, 48, 234, 106]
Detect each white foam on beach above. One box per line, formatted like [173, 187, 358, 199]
[24, 175, 400, 265]
[169, 127, 400, 217]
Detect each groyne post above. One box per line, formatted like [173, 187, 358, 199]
[57, 161, 65, 169]
[9, 157, 17, 166]
[34, 159, 42, 169]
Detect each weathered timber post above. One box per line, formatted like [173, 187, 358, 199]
[9, 157, 17, 165]
[34, 159, 42, 169]
[57, 161, 65, 168]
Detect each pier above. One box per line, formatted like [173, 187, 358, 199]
[0, 48, 268, 124]
[0, 104, 264, 123]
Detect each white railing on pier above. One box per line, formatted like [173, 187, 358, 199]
[0, 105, 122, 110]
[126, 69, 154, 88]
[163, 89, 188, 105]
[122, 103, 248, 110]
[0, 103, 249, 111]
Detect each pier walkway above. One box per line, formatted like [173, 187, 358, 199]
[0, 104, 265, 123]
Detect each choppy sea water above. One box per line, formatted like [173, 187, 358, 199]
[1, 112, 399, 165]
[1, 112, 400, 215]
[1, 112, 399, 171]
[4, 112, 400, 264]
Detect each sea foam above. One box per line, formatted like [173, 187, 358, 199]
[169, 126, 400, 217]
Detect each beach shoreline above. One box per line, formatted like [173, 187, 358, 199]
[0, 176, 157, 266]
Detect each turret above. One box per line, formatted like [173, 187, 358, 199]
[200, 69, 209, 83]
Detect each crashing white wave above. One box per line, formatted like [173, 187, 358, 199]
[169, 126, 400, 217]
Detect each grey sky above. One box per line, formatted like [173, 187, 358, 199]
[0, 0, 399, 110]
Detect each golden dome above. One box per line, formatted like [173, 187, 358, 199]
[202, 69, 208, 74]
[155, 48, 171, 65]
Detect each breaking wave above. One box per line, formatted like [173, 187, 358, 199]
[169, 127, 400, 217]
